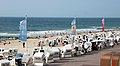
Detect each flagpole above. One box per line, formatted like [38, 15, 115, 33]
[102, 17, 105, 41]
[25, 15, 28, 52]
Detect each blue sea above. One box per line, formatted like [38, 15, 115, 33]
[0, 17, 120, 34]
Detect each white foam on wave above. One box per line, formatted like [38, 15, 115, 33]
[27, 30, 69, 37]
[27, 29, 99, 37]
[0, 33, 19, 36]
[0, 28, 101, 37]
[76, 29, 98, 32]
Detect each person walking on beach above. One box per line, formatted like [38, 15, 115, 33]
[23, 42, 25, 48]
[38, 41, 41, 47]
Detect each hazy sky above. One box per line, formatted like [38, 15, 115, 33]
[0, 0, 120, 17]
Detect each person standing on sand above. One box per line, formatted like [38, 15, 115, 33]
[23, 42, 25, 48]
[38, 41, 41, 47]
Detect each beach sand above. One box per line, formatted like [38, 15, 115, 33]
[0, 30, 120, 66]
[0, 39, 39, 55]
[0, 30, 120, 55]
[0, 36, 65, 55]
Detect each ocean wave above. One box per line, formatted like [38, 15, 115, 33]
[0, 28, 98, 37]
[0, 33, 19, 36]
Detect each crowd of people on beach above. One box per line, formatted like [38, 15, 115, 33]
[37, 30, 120, 49]
[0, 30, 120, 66]
[28, 30, 120, 66]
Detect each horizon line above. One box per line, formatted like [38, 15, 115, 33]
[0, 16, 120, 18]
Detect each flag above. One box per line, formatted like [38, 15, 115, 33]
[71, 17, 76, 26]
[71, 17, 76, 35]
[19, 19, 27, 41]
[102, 18, 104, 32]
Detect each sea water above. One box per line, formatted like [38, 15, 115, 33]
[0, 17, 120, 38]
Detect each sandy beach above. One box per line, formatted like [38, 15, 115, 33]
[0, 30, 120, 66]
[0, 39, 39, 55]
[0, 30, 119, 54]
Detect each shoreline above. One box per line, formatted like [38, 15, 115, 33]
[0, 29, 119, 40]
